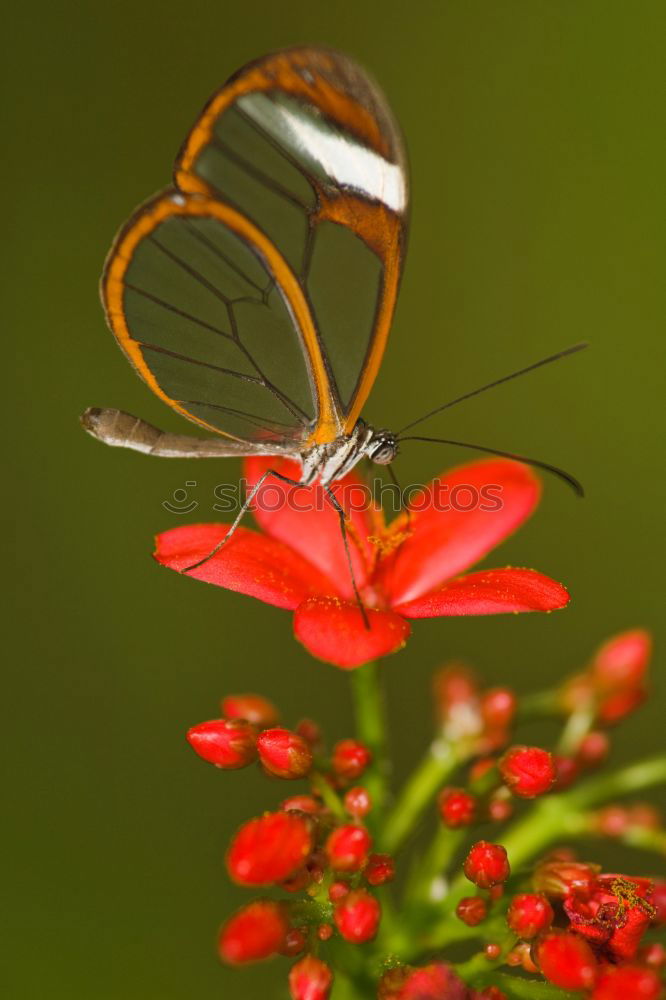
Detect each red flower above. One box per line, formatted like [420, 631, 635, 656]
[564, 874, 656, 961]
[154, 457, 569, 669]
[218, 900, 289, 964]
[226, 811, 312, 886]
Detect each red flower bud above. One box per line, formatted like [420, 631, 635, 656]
[281, 868, 311, 893]
[591, 965, 662, 1000]
[438, 787, 477, 828]
[463, 841, 510, 889]
[456, 896, 487, 926]
[281, 927, 307, 956]
[484, 943, 501, 960]
[317, 923, 333, 941]
[532, 858, 601, 897]
[506, 893, 554, 939]
[288, 955, 334, 1000]
[295, 718, 323, 749]
[507, 941, 539, 973]
[481, 687, 517, 729]
[433, 663, 479, 720]
[365, 853, 395, 886]
[499, 745, 555, 798]
[471, 989, 508, 1000]
[378, 962, 468, 1000]
[591, 629, 651, 691]
[281, 795, 321, 815]
[553, 754, 580, 790]
[469, 757, 497, 783]
[595, 805, 631, 837]
[257, 728, 313, 779]
[344, 786, 372, 817]
[333, 889, 381, 943]
[487, 792, 514, 823]
[598, 688, 646, 725]
[186, 718, 257, 768]
[577, 730, 610, 767]
[328, 881, 350, 902]
[331, 739, 372, 780]
[227, 811, 312, 886]
[218, 900, 289, 964]
[642, 942, 666, 967]
[534, 931, 598, 991]
[221, 693, 279, 728]
[325, 824, 372, 872]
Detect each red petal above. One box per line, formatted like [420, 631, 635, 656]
[154, 523, 334, 610]
[395, 568, 570, 617]
[244, 456, 379, 600]
[379, 459, 541, 606]
[293, 597, 410, 669]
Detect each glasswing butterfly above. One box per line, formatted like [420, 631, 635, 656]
[82, 47, 583, 598]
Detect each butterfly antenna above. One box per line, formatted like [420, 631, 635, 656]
[397, 343, 588, 436]
[398, 435, 584, 496]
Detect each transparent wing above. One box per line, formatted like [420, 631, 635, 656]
[175, 46, 409, 437]
[102, 191, 329, 445]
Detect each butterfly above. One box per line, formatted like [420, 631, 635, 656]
[82, 47, 583, 599]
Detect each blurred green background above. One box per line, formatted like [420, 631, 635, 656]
[6, 1, 665, 996]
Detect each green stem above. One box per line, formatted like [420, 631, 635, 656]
[350, 662, 389, 821]
[380, 738, 463, 854]
[516, 688, 563, 719]
[330, 967, 370, 1000]
[557, 702, 596, 756]
[454, 932, 514, 986]
[311, 771, 347, 820]
[493, 973, 581, 1000]
[407, 826, 466, 903]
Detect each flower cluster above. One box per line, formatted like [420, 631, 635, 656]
[185, 628, 665, 999]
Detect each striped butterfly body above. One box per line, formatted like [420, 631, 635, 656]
[83, 47, 408, 487]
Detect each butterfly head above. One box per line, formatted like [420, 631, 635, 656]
[367, 429, 399, 466]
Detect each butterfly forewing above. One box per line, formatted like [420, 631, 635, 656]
[103, 48, 409, 447]
[103, 194, 319, 443]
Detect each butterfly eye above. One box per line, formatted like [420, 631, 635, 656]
[368, 432, 398, 465]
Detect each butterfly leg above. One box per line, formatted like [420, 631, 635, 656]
[386, 463, 412, 528]
[323, 485, 370, 630]
[181, 468, 304, 574]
